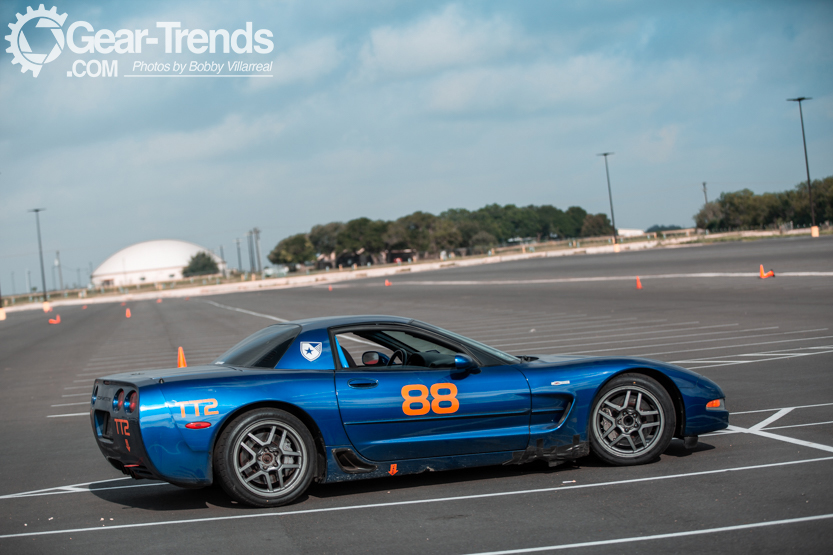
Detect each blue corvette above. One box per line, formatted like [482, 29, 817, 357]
[91, 315, 729, 507]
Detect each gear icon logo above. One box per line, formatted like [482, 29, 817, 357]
[5, 4, 67, 77]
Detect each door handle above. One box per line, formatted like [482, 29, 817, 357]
[348, 378, 379, 389]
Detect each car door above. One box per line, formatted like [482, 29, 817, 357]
[333, 325, 531, 461]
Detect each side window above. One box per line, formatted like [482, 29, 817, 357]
[334, 332, 394, 369]
[333, 328, 461, 370]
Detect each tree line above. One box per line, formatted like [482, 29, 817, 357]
[694, 176, 833, 231]
[268, 203, 614, 268]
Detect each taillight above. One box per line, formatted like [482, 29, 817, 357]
[125, 391, 138, 414]
[113, 389, 124, 412]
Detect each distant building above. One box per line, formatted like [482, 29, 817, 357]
[91, 239, 225, 287]
[617, 228, 645, 238]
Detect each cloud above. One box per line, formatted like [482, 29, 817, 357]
[632, 125, 680, 163]
[252, 37, 343, 89]
[424, 54, 629, 114]
[359, 4, 519, 77]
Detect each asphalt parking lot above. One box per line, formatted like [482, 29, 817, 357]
[1, 235, 831, 554]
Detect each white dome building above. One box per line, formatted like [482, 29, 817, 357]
[92, 240, 225, 287]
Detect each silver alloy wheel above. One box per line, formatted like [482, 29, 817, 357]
[592, 385, 664, 458]
[233, 419, 307, 497]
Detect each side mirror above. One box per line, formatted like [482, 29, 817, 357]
[362, 351, 389, 366]
[362, 351, 380, 365]
[454, 354, 480, 373]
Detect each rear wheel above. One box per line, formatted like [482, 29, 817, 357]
[214, 408, 316, 507]
[589, 373, 675, 466]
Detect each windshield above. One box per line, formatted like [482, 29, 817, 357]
[213, 324, 301, 369]
[412, 321, 519, 365]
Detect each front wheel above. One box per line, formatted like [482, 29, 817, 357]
[214, 408, 316, 507]
[589, 373, 676, 466]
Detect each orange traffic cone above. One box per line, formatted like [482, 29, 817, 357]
[156, 298, 162, 303]
[43, 302, 52, 313]
[636, 276, 643, 290]
[121, 302, 126, 306]
[82, 305, 87, 309]
[0, 308, 6, 321]
[125, 308, 132, 318]
[759, 265, 775, 279]
[385, 279, 392, 287]
[328, 285, 333, 291]
[177, 347, 187, 368]
[48, 314, 61, 325]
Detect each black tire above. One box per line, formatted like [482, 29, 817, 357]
[214, 408, 316, 507]
[588, 373, 676, 466]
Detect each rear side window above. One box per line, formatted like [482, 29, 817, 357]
[214, 324, 302, 368]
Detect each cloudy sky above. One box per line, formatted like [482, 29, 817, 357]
[1, 0, 831, 291]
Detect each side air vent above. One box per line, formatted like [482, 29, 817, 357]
[333, 448, 377, 474]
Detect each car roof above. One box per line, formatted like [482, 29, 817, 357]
[289, 314, 415, 331]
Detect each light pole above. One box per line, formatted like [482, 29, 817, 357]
[247, 231, 256, 273]
[787, 97, 814, 227]
[55, 250, 64, 291]
[253, 227, 263, 274]
[597, 152, 617, 237]
[702, 182, 708, 204]
[28, 208, 49, 301]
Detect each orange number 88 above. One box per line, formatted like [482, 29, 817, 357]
[400, 383, 459, 415]
[430, 383, 459, 414]
[401, 384, 430, 415]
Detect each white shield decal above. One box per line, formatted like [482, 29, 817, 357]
[300, 342, 323, 362]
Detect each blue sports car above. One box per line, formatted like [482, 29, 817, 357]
[90, 315, 729, 507]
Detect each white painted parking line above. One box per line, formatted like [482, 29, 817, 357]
[637, 334, 833, 357]
[2, 456, 832, 539]
[0, 481, 168, 500]
[63, 385, 92, 390]
[46, 413, 88, 418]
[462, 513, 833, 555]
[673, 345, 833, 369]
[715, 406, 833, 453]
[741, 428, 833, 453]
[731, 402, 833, 416]
[750, 408, 793, 431]
[50, 402, 89, 407]
[448, 316, 621, 335]
[765, 420, 833, 431]
[0, 477, 131, 499]
[61, 393, 91, 397]
[557, 328, 828, 355]
[203, 300, 288, 322]
[394, 272, 833, 287]
[471, 318, 680, 341]
[473, 318, 663, 341]
[436, 313, 578, 330]
[497, 326, 777, 351]
[489, 322, 728, 348]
